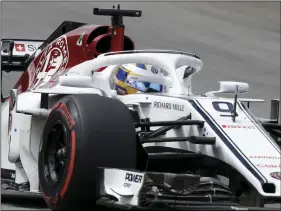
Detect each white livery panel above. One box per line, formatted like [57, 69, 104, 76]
[120, 94, 280, 197]
[191, 98, 280, 196]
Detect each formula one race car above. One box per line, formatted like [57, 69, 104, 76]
[1, 5, 281, 211]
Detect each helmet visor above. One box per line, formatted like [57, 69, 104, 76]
[127, 81, 164, 93]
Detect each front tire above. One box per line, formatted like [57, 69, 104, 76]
[38, 94, 139, 210]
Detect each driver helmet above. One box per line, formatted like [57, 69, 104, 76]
[114, 63, 166, 95]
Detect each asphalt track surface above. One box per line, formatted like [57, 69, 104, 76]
[0, 1, 280, 210]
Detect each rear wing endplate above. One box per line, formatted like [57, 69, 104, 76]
[1, 22, 85, 72]
[1, 39, 44, 72]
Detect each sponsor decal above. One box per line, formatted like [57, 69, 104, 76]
[76, 31, 86, 46]
[151, 66, 159, 74]
[154, 101, 184, 111]
[15, 43, 25, 52]
[30, 36, 69, 89]
[222, 124, 255, 129]
[125, 173, 143, 183]
[270, 172, 281, 180]
[250, 156, 280, 159]
[123, 183, 131, 188]
[257, 164, 281, 168]
[27, 44, 38, 52]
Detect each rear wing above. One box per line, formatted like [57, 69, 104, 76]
[1, 22, 86, 73]
[1, 39, 44, 72]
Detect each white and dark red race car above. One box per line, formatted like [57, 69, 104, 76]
[1, 5, 280, 211]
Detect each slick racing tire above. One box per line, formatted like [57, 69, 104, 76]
[38, 94, 138, 210]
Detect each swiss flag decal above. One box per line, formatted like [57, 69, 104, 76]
[15, 44, 26, 52]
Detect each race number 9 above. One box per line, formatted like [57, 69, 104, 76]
[212, 101, 233, 113]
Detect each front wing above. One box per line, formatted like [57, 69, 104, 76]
[2, 167, 279, 210]
[98, 168, 280, 211]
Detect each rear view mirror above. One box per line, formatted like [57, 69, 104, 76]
[218, 81, 249, 94]
[206, 81, 249, 97]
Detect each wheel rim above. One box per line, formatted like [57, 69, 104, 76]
[43, 120, 68, 185]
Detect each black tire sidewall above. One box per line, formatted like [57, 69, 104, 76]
[39, 100, 79, 210]
[38, 95, 139, 210]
